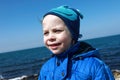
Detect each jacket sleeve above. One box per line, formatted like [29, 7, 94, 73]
[38, 73, 41, 80]
[38, 68, 43, 80]
[38, 64, 47, 80]
[38, 67, 47, 80]
[94, 63, 115, 80]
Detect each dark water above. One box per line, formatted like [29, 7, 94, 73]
[0, 34, 120, 79]
[0, 47, 51, 79]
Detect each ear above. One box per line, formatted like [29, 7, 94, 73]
[72, 39, 75, 45]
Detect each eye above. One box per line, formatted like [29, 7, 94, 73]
[43, 31, 49, 36]
[54, 29, 63, 33]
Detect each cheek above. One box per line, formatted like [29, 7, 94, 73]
[43, 37, 47, 45]
[59, 34, 72, 45]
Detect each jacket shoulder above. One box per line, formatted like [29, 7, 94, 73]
[40, 57, 55, 77]
[75, 57, 102, 70]
[74, 57, 114, 79]
[41, 57, 55, 71]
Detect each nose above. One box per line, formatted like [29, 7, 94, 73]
[48, 33, 56, 42]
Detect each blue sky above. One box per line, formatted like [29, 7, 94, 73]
[0, 0, 120, 53]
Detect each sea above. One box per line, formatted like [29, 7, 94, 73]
[0, 34, 120, 79]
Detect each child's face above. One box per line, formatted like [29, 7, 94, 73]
[42, 15, 72, 54]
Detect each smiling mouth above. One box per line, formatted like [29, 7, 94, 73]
[49, 43, 61, 49]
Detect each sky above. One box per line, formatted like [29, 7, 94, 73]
[0, 0, 120, 53]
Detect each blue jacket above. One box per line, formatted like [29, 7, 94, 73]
[38, 41, 115, 80]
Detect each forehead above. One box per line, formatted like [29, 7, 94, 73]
[42, 15, 67, 29]
[42, 15, 64, 24]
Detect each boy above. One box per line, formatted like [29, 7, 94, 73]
[38, 6, 114, 80]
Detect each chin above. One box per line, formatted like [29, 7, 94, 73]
[53, 52, 61, 55]
[52, 50, 62, 55]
